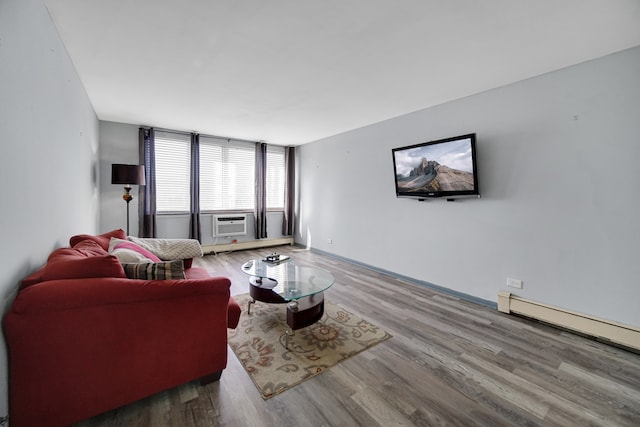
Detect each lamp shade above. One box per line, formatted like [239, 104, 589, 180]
[111, 164, 146, 186]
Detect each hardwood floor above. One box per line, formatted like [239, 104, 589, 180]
[76, 246, 640, 426]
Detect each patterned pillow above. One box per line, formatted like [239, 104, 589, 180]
[121, 260, 186, 280]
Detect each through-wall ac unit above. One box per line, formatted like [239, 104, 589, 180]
[213, 214, 247, 237]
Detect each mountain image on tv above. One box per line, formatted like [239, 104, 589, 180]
[396, 158, 474, 192]
[394, 138, 475, 193]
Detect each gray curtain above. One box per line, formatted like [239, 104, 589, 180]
[282, 146, 295, 236]
[138, 127, 157, 238]
[255, 142, 268, 239]
[189, 133, 201, 241]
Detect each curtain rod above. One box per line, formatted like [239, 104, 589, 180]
[141, 126, 263, 145]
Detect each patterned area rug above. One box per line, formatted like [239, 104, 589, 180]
[228, 293, 391, 399]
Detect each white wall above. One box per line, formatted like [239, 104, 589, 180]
[0, 0, 99, 417]
[298, 46, 640, 328]
[99, 121, 141, 236]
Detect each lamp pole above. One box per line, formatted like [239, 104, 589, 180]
[112, 164, 145, 236]
[122, 185, 133, 235]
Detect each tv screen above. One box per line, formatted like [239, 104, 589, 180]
[392, 133, 479, 199]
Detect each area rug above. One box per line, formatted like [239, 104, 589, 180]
[228, 293, 391, 399]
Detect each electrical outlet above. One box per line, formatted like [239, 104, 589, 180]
[327, 238, 333, 244]
[507, 278, 523, 289]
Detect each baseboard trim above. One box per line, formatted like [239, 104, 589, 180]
[498, 291, 640, 352]
[202, 237, 293, 254]
[303, 245, 497, 309]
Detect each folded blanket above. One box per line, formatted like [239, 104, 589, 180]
[127, 236, 203, 260]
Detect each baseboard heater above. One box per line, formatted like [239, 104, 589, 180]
[202, 237, 294, 254]
[498, 291, 640, 352]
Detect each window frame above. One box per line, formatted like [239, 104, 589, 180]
[152, 131, 287, 215]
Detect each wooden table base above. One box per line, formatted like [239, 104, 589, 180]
[248, 281, 325, 349]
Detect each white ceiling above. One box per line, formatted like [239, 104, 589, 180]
[43, 0, 640, 145]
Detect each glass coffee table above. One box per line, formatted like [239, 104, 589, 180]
[241, 259, 335, 348]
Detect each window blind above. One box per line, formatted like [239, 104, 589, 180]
[154, 131, 191, 212]
[153, 132, 286, 213]
[266, 145, 285, 209]
[200, 136, 255, 211]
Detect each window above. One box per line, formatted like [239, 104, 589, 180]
[200, 137, 255, 211]
[152, 132, 286, 213]
[154, 131, 190, 212]
[266, 145, 285, 209]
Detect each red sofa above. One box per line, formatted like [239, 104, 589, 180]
[3, 229, 241, 427]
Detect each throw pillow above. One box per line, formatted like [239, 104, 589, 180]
[70, 229, 126, 250]
[121, 260, 186, 280]
[108, 238, 162, 263]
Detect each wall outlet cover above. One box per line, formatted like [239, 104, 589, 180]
[507, 278, 523, 289]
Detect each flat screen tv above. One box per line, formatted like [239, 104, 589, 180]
[392, 133, 479, 200]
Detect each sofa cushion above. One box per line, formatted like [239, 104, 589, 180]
[41, 255, 126, 281]
[47, 241, 108, 263]
[66, 240, 109, 256]
[121, 260, 186, 280]
[20, 266, 47, 289]
[108, 238, 162, 263]
[70, 229, 126, 250]
[20, 241, 112, 288]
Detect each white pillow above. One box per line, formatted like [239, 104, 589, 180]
[108, 237, 157, 263]
[110, 247, 155, 264]
[108, 237, 130, 252]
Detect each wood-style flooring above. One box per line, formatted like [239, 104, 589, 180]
[75, 246, 640, 426]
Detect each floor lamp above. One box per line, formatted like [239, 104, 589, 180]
[111, 164, 146, 236]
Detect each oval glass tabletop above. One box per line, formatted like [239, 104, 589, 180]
[241, 259, 335, 300]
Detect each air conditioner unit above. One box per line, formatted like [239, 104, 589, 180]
[213, 214, 247, 237]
